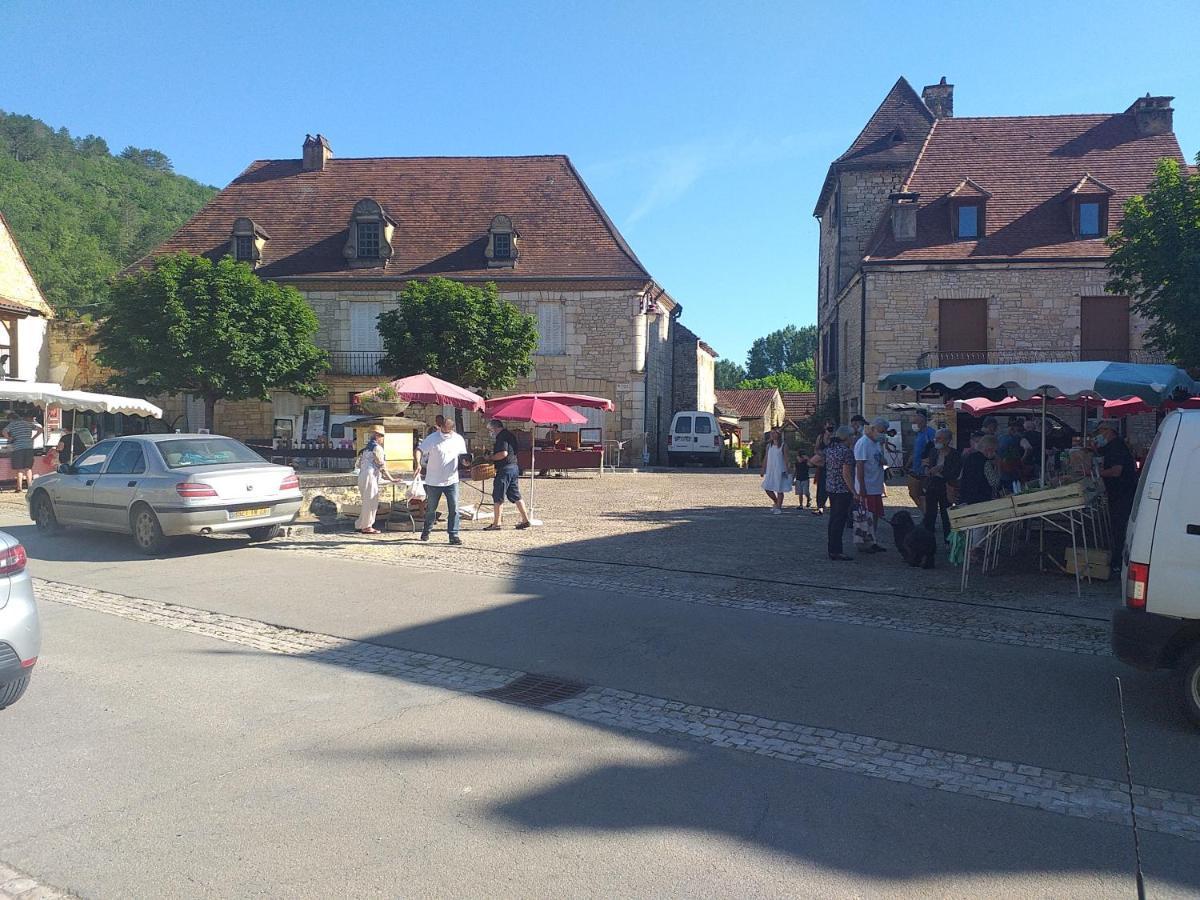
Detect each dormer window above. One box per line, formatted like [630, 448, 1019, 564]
[947, 178, 991, 241]
[228, 217, 269, 268]
[485, 214, 519, 268]
[1069, 174, 1113, 239]
[343, 198, 396, 268]
[956, 205, 980, 239]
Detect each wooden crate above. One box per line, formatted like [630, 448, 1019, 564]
[1010, 482, 1087, 518]
[1066, 547, 1111, 580]
[949, 496, 1016, 530]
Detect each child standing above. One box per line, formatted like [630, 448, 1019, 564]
[793, 449, 811, 508]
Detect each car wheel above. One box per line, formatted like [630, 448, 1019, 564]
[247, 524, 282, 542]
[1179, 645, 1200, 728]
[32, 492, 61, 536]
[131, 504, 169, 555]
[0, 673, 30, 710]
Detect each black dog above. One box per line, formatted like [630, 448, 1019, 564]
[889, 510, 937, 569]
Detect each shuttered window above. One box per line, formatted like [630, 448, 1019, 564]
[536, 303, 564, 355]
[1081, 296, 1129, 362]
[350, 302, 384, 352]
[938, 298, 988, 365]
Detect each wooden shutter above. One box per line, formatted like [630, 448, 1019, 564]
[938, 298, 988, 365]
[1080, 296, 1129, 362]
[350, 302, 384, 352]
[537, 303, 564, 355]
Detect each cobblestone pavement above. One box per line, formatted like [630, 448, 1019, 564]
[36, 578, 1200, 844]
[0, 862, 72, 899]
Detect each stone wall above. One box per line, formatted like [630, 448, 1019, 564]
[858, 262, 1149, 419]
[46, 320, 113, 389]
[671, 335, 716, 418]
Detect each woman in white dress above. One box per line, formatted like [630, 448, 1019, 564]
[356, 426, 395, 534]
[761, 429, 793, 515]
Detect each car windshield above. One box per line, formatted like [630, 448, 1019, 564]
[155, 438, 264, 469]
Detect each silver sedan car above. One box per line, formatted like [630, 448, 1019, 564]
[28, 434, 303, 554]
[0, 529, 39, 710]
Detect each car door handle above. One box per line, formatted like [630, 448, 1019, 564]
[127, 481, 138, 487]
[1188, 524, 1200, 536]
[85, 479, 94, 486]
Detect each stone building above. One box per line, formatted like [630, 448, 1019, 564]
[714, 388, 784, 442]
[814, 78, 1188, 422]
[0, 211, 53, 381]
[672, 324, 717, 417]
[132, 137, 709, 460]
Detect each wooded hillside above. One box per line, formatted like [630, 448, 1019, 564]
[0, 110, 216, 315]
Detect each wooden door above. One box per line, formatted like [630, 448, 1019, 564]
[938, 298, 988, 365]
[1080, 296, 1130, 361]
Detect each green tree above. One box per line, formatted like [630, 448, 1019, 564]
[715, 358, 747, 389]
[745, 324, 818, 379]
[97, 252, 328, 430]
[377, 277, 537, 425]
[737, 372, 813, 393]
[1107, 155, 1200, 366]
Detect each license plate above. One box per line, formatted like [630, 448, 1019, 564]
[229, 507, 270, 520]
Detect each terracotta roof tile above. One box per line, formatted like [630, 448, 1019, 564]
[867, 113, 1187, 262]
[781, 391, 817, 421]
[715, 388, 780, 420]
[133, 154, 650, 281]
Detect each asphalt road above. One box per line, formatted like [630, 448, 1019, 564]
[2, 511, 1198, 898]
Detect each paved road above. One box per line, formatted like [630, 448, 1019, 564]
[1, 512, 1198, 898]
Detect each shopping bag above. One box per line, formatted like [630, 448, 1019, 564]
[852, 501, 874, 547]
[948, 530, 966, 566]
[409, 472, 426, 501]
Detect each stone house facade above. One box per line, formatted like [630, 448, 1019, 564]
[672, 324, 717, 418]
[714, 388, 784, 443]
[0, 210, 53, 382]
[134, 138, 708, 461]
[815, 78, 1187, 423]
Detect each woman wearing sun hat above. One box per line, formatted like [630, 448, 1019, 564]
[356, 425, 395, 534]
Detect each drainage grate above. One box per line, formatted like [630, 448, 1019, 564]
[480, 673, 588, 708]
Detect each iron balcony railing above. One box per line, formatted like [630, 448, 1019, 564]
[915, 349, 1168, 368]
[328, 351, 387, 376]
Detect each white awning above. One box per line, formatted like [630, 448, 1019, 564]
[0, 381, 162, 418]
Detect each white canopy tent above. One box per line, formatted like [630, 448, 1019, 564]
[0, 381, 162, 418]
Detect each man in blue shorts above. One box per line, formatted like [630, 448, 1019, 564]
[484, 418, 532, 530]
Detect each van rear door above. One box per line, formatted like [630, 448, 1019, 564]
[1134, 412, 1193, 618]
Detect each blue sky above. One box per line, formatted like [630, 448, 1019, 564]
[1, 0, 1196, 367]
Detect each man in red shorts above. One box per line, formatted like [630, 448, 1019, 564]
[852, 417, 890, 553]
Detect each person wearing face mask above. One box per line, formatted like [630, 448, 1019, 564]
[906, 410, 936, 514]
[921, 427, 961, 543]
[850, 414, 867, 439]
[852, 417, 890, 552]
[1092, 419, 1138, 576]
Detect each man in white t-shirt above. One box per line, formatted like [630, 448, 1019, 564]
[853, 417, 890, 553]
[416, 417, 469, 545]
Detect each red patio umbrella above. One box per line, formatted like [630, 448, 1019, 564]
[486, 396, 587, 513]
[355, 373, 484, 411]
[485, 392, 614, 412]
[1103, 396, 1200, 417]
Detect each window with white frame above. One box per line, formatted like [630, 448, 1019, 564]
[536, 303, 564, 355]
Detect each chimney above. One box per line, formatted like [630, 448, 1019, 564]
[889, 192, 919, 242]
[1126, 95, 1174, 137]
[922, 77, 954, 118]
[302, 133, 332, 172]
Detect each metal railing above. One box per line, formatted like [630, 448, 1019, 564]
[328, 351, 387, 375]
[915, 349, 1168, 368]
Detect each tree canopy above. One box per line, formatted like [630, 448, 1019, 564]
[1107, 155, 1200, 367]
[746, 325, 818, 380]
[96, 253, 328, 430]
[736, 372, 810, 393]
[377, 277, 538, 399]
[0, 109, 215, 315]
[715, 358, 747, 389]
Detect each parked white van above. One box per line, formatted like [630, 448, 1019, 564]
[667, 411, 724, 467]
[1112, 409, 1200, 726]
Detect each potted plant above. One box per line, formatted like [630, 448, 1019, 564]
[358, 383, 410, 415]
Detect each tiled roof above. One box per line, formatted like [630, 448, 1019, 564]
[813, 77, 934, 216]
[715, 388, 780, 420]
[781, 391, 817, 421]
[132, 154, 651, 281]
[866, 113, 1187, 262]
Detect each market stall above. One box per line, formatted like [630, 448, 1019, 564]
[880, 361, 1200, 593]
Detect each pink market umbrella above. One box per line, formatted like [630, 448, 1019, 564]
[355, 373, 484, 411]
[485, 392, 614, 412]
[1103, 396, 1200, 417]
[486, 396, 587, 513]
